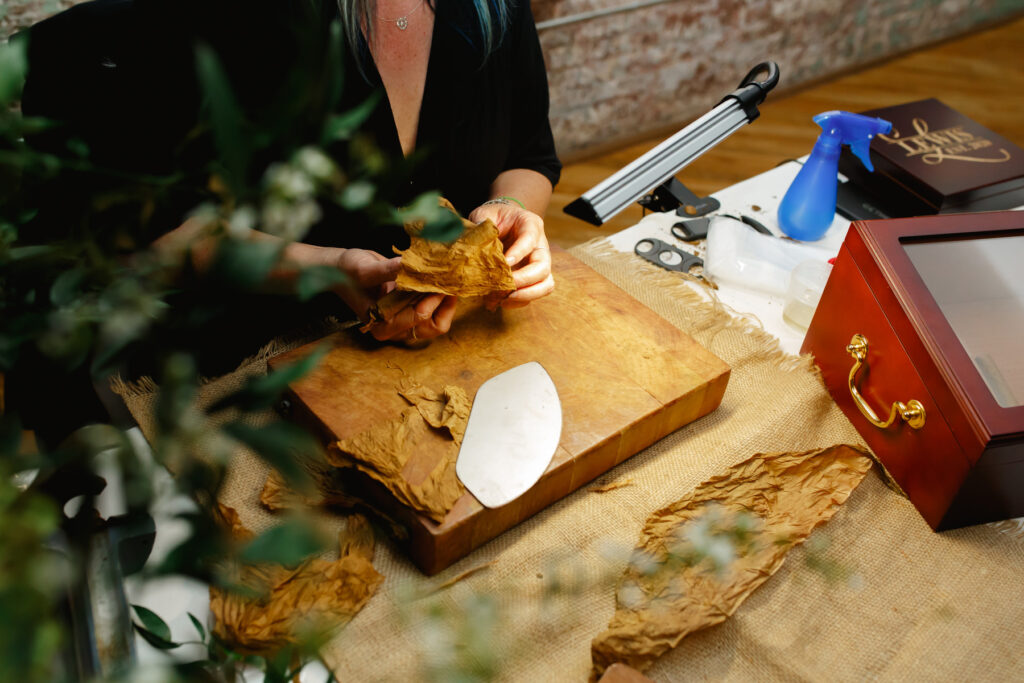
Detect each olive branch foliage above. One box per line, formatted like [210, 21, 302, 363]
[0, 7, 857, 680]
[0, 11, 460, 680]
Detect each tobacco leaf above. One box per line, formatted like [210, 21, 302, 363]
[260, 469, 411, 541]
[591, 445, 872, 678]
[260, 466, 360, 512]
[325, 380, 469, 523]
[398, 379, 471, 444]
[216, 502, 252, 540]
[590, 479, 634, 494]
[395, 197, 515, 297]
[327, 407, 464, 523]
[365, 198, 514, 327]
[210, 512, 383, 655]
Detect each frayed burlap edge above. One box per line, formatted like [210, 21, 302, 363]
[110, 316, 358, 400]
[572, 238, 811, 373]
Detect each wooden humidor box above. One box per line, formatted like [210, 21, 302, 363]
[802, 211, 1024, 529]
[838, 99, 1024, 217]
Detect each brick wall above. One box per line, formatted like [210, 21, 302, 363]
[535, 0, 1024, 159]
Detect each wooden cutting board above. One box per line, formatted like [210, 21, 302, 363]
[269, 248, 730, 574]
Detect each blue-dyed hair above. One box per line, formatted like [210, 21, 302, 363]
[337, 0, 513, 74]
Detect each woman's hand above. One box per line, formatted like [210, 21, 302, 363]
[333, 248, 456, 344]
[469, 200, 554, 309]
[331, 248, 402, 320]
[367, 293, 458, 344]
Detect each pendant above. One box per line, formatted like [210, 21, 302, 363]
[396, 16, 408, 29]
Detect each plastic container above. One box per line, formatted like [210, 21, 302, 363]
[704, 220, 833, 297]
[783, 259, 833, 330]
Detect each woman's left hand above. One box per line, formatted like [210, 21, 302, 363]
[469, 200, 554, 309]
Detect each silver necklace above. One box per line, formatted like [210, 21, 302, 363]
[379, 0, 424, 30]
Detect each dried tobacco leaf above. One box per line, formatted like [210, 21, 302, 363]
[259, 468, 360, 512]
[398, 379, 471, 444]
[364, 198, 514, 328]
[590, 479, 634, 494]
[260, 469, 411, 541]
[326, 380, 469, 522]
[394, 198, 515, 298]
[327, 407, 464, 523]
[364, 291, 427, 328]
[216, 502, 252, 540]
[210, 513, 383, 655]
[591, 445, 872, 678]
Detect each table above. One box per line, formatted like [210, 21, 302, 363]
[605, 160, 853, 355]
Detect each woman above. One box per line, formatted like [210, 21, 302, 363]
[152, 0, 561, 345]
[23, 0, 561, 344]
[14, 0, 560, 443]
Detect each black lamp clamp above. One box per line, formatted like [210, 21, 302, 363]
[638, 61, 781, 219]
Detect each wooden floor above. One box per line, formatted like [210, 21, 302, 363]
[544, 15, 1024, 249]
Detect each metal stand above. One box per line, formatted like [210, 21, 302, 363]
[564, 61, 780, 226]
[637, 177, 720, 216]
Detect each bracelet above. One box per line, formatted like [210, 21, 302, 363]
[483, 195, 526, 209]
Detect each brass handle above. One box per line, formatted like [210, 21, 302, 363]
[846, 334, 926, 430]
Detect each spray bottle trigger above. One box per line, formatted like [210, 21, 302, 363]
[849, 140, 875, 172]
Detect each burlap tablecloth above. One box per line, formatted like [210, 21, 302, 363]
[119, 240, 1024, 681]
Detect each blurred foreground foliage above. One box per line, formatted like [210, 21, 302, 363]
[0, 11, 459, 679]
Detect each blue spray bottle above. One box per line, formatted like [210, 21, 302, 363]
[778, 111, 892, 241]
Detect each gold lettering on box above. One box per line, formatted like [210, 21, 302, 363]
[879, 118, 1011, 165]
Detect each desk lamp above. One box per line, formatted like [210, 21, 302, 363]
[564, 61, 780, 226]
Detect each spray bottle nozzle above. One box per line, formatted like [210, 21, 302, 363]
[811, 111, 892, 172]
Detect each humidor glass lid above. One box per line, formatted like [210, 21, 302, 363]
[903, 235, 1024, 408]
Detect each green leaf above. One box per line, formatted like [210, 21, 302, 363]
[209, 344, 328, 413]
[323, 20, 346, 113]
[195, 44, 250, 195]
[240, 518, 325, 567]
[65, 138, 90, 159]
[156, 353, 198, 434]
[396, 191, 444, 223]
[132, 610, 174, 647]
[338, 180, 375, 210]
[0, 39, 27, 105]
[297, 265, 348, 301]
[398, 192, 464, 243]
[323, 91, 381, 144]
[134, 623, 182, 651]
[8, 245, 54, 260]
[419, 209, 464, 243]
[0, 415, 22, 457]
[49, 268, 86, 307]
[211, 239, 283, 290]
[222, 421, 319, 489]
[188, 612, 206, 642]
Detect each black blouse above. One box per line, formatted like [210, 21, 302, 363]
[312, 0, 562, 253]
[22, 0, 561, 254]
[341, 0, 562, 215]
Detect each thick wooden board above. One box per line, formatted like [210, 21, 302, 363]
[270, 248, 730, 574]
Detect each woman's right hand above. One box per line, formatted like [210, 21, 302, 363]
[332, 247, 402, 320]
[333, 248, 456, 344]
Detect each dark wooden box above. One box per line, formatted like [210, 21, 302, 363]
[802, 211, 1024, 530]
[838, 98, 1024, 217]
